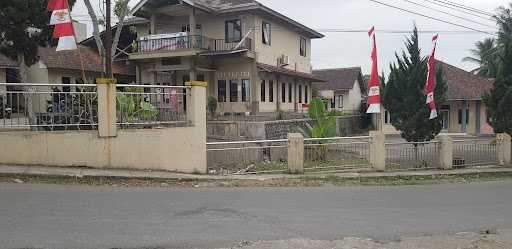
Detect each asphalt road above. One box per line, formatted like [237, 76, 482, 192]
[1, 182, 512, 249]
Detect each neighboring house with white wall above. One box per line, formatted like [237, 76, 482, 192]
[0, 54, 19, 116]
[128, 0, 324, 114]
[382, 61, 495, 136]
[0, 53, 18, 84]
[28, 46, 134, 85]
[21, 46, 134, 112]
[312, 67, 364, 113]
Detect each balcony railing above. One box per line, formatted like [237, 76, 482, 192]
[135, 35, 252, 54]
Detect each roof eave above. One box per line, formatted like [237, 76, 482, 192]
[256, 4, 324, 38]
[131, 0, 214, 18]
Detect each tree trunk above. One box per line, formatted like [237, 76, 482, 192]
[17, 53, 37, 130]
[83, 0, 105, 58]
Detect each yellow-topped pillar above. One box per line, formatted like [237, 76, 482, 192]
[96, 78, 117, 138]
[185, 80, 207, 173]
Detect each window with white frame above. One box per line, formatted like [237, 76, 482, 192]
[242, 79, 250, 102]
[299, 36, 307, 57]
[260, 80, 266, 102]
[262, 21, 271, 45]
[229, 79, 238, 102]
[225, 19, 242, 43]
[338, 95, 344, 108]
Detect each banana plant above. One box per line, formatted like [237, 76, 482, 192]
[117, 94, 158, 125]
[295, 98, 337, 161]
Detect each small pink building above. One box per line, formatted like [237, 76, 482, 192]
[381, 61, 495, 135]
[439, 61, 494, 135]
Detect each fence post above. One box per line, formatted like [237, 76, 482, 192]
[438, 135, 453, 169]
[497, 133, 511, 166]
[97, 78, 117, 138]
[288, 133, 304, 174]
[185, 81, 207, 173]
[369, 131, 386, 171]
[185, 81, 207, 127]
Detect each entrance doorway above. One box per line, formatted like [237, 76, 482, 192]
[441, 110, 450, 131]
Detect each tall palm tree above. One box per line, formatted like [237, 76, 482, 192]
[494, 3, 512, 78]
[463, 38, 499, 78]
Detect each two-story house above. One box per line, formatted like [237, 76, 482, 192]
[129, 0, 324, 114]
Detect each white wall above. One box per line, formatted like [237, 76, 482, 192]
[0, 128, 206, 173]
[253, 15, 312, 74]
[346, 80, 363, 111]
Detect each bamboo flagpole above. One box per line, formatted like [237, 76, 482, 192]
[366, 27, 383, 131]
[425, 34, 439, 120]
[48, 0, 87, 83]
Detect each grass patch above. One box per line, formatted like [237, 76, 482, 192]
[1, 171, 512, 188]
[299, 171, 512, 186]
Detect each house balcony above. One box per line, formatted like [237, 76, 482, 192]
[129, 34, 253, 60]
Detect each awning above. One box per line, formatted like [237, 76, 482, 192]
[199, 49, 248, 57]
[257, 63, 326, 82]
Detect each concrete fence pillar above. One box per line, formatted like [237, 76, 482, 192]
[186, 81, 208, 173]
[497, 133, 511, 166]
[369, 131, 386, 171]
[96, 78, 117, 138]
[438, 135, 453, 170]
[186, 81, 207, 127]
[288, 133, 304, 174]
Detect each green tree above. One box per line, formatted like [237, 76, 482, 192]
[383, 26, 447, 143]
[483, 3, 512, 135]
[463, 38, 499, 78]
[0, 0, 52, 126]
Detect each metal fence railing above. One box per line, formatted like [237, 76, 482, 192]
[0, 83, 98, 131]
[207, 139, 288, 175]
[453, 139, 498, 167]
[116, 84, 189, 128]
[385, 141, 440, 170]
[304, 136, 371, 173]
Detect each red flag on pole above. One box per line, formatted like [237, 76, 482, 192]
[47, 0, 77, 51]
[425, 34, 439, 119]
[47, 0, 68, 11]
[367, 27, 381, 114]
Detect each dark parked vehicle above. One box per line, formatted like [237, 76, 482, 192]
[0, 96, 12, 119]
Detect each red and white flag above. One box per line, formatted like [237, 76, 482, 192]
[424, 34, 439, 119]
[48, 0, 77, 51]
[367, 27, 381, 114]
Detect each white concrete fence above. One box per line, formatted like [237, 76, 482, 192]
[0, 81, 208, 173]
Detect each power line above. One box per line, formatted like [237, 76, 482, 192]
[430, 0, 494, 16]
[404, 0, 496, 29]
[314, 29, 494, 34]
[368, 0, 497, 36]
[423, 0, 493, 21]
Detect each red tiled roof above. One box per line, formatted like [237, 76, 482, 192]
[439, 61, 494, 100]
[257, 63, 325, 82]
[37, 46, 135, 76]
[312, 67, 362, 90]
[0, 53, 17, 68]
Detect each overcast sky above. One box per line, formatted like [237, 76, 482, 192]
[71, 0, 509, 74]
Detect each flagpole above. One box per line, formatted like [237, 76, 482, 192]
[66, 0, 87, 83]
[105, 0, 113, 78]
[366, 26, 382, 131]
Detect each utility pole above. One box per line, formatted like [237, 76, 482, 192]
[105, 0, 113, 77]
